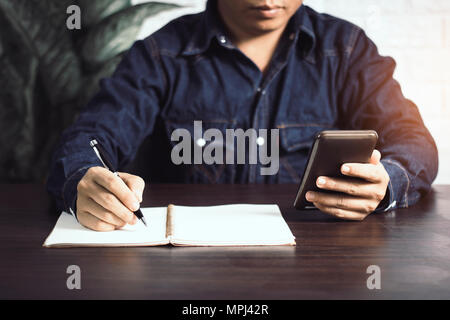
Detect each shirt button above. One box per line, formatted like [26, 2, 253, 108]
[196, 138, 206, 147]
[289, 33, 295, 40]
[256, 137, 265, 146]
[219, 35, 227, 44]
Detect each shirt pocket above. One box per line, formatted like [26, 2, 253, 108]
[276, 123, 335, 183]
[163, 118, 239, 183]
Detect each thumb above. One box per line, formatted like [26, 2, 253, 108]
[370, 149, 381, 165]
[118, 172, 145, 203]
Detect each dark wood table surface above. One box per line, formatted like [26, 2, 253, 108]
[0, 184, 449, 299]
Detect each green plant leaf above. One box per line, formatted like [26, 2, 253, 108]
[0, 0, 83, 105]
[78, 0, 132, 28]
[81, 2, 180, 67]
[0, 11, 39, 181]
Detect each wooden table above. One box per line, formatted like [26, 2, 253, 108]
[0, 184, 449, 299]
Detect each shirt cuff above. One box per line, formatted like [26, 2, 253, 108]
[378, 158, 411, 211]
[62, 165, 97, 220]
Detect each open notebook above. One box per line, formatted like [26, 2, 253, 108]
[43, 204, 296, 248]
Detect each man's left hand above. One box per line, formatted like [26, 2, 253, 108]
[305, 149, 390, 221]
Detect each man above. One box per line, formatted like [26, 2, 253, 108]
[47, 0, 438, 231]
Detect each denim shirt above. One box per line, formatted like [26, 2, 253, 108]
[47, 1, 438, 215]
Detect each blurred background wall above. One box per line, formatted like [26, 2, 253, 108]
[0, 0, 449, 183]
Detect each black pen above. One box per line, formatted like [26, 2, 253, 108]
[89, 139, 148, 227]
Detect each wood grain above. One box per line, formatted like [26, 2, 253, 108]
[0, 184, 449, 299]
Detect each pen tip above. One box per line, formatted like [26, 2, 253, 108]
[141, 217, 148, 227]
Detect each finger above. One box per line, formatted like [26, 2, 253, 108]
[91, 167, 141, 212]
[316, 176, 377, 198]
[87, 181, 136, 224]
[82, 197, 129, 227]
[313, 202, 369, 221]
[306, 191, 378, 214]
[77, 211, 116, 232]
[341, 162, 384, 183]
[118, 172, 145, 203]
[370, 149, 381, 165]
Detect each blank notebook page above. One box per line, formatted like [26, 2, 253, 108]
[169, 204, 296, 246]
[43, 207, 168, 247]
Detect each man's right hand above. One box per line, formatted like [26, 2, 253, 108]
[76, 166, 145, 231]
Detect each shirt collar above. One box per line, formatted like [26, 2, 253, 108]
[181, 0, 226, 56]
[182, 0, 316, 62]
[287, 4, 316, 63]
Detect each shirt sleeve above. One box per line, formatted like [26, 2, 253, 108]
[338, 28, 438, 210]
[46, 38, 165, 214]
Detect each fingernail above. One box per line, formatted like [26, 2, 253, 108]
[317, 177, 326, 186]
[306, 192, 315, 201]
[342, 165, 350, 173]
[132, 202, 140, 211]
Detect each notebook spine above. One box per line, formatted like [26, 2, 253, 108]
[166, 204, 174, 240]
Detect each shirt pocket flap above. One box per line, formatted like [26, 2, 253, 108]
[277, 123, 334, 153]
[164, 118, 238, 145]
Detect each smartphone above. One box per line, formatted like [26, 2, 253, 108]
[293, 130, 378, 210]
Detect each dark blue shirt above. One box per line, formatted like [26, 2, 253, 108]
[47, 1, 438, 215]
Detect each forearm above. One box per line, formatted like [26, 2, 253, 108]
[46, 39, 164, 212]
[339, 30, 438, 211]
[46, 128, 103, 213]
[45, 100, 136, 213]
[371, 84, 438, 209]
[380, 130, 438, 209]
[47, 92, 157, 213]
